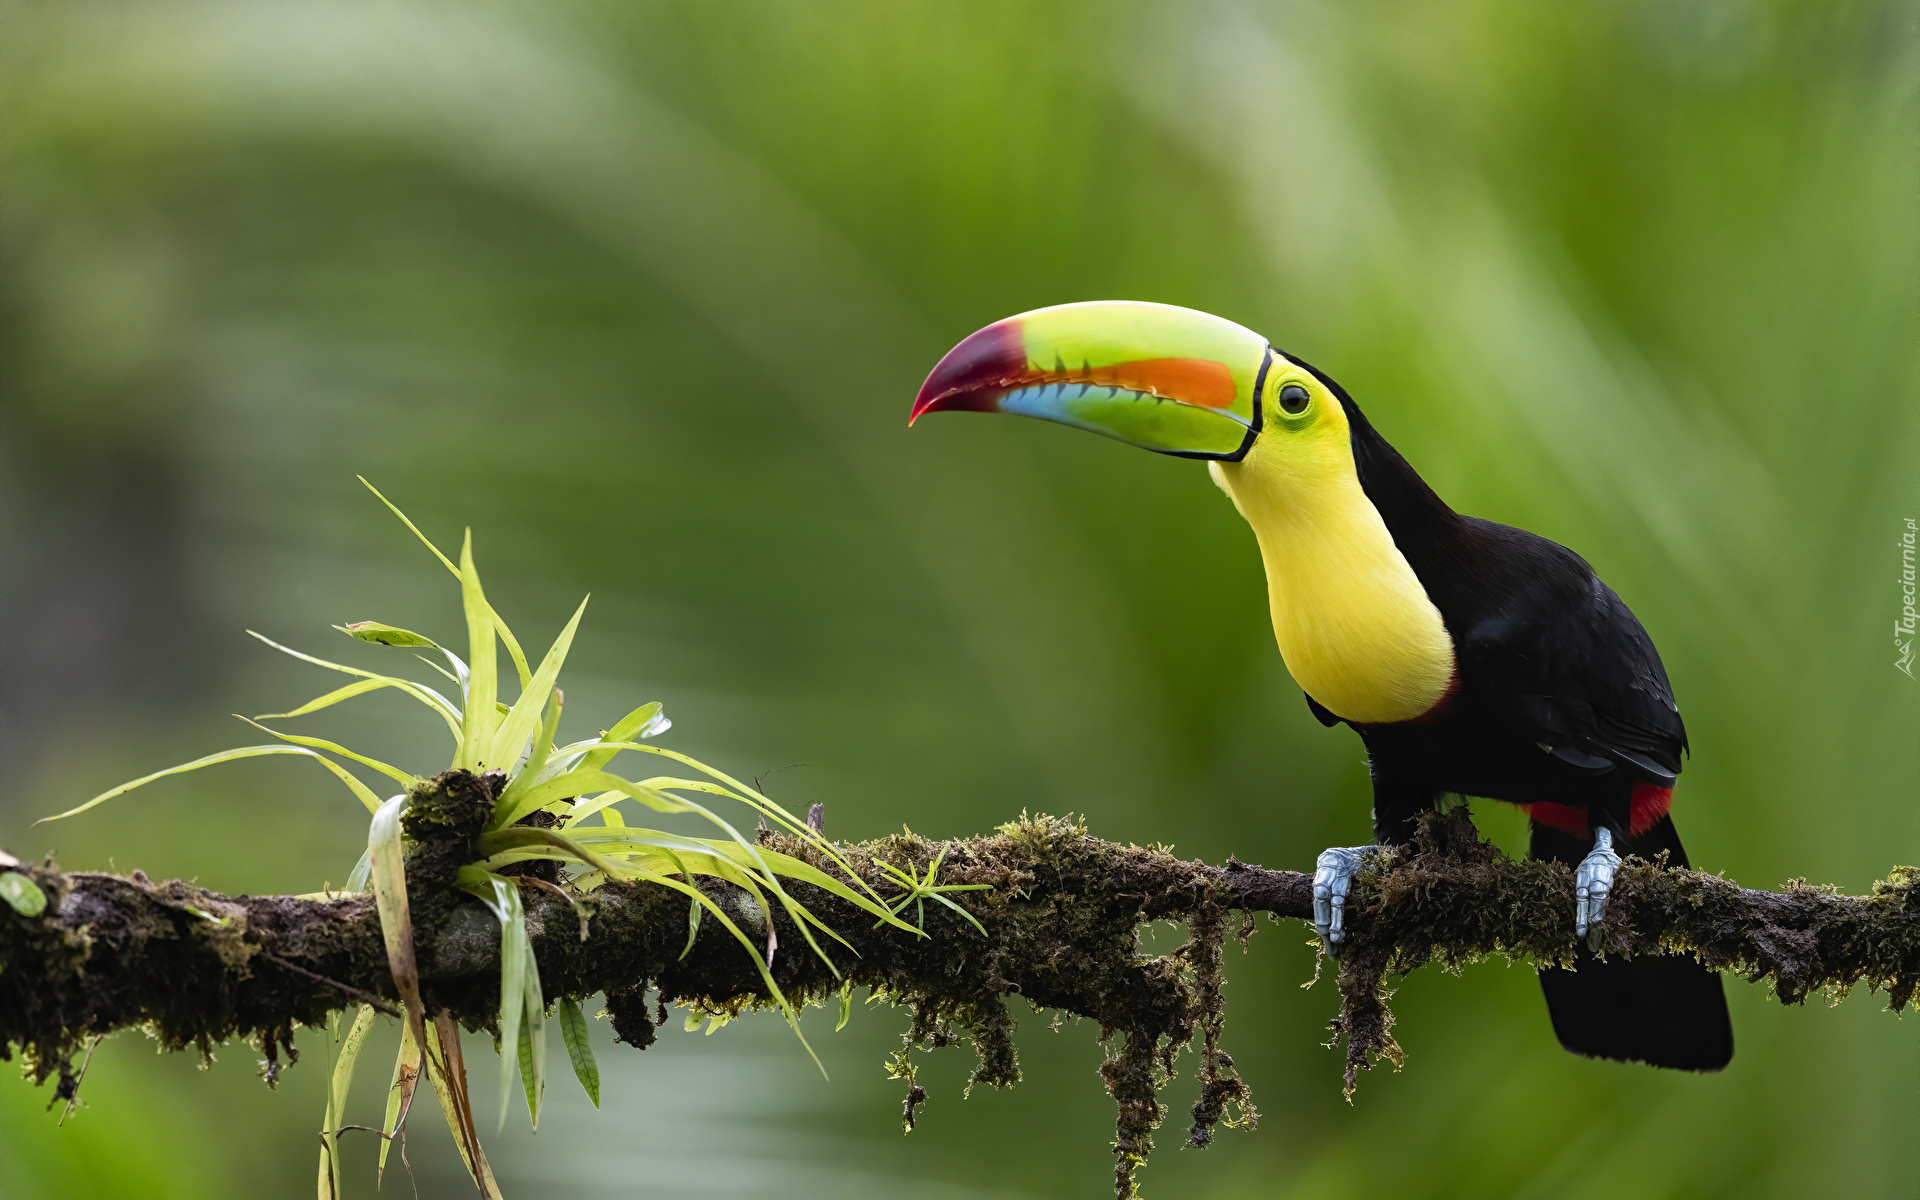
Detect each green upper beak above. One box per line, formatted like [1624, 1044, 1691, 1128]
[909, 300, 1273, 460]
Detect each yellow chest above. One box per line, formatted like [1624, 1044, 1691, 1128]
[1211, 422, 1456, 725]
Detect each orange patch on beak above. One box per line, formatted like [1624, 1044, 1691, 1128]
[1070, 358, 1238, 408]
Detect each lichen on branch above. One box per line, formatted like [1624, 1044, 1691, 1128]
[2, 775, 1917, 1199]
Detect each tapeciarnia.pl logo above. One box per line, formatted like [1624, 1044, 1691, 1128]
[1899, 517, 1917, 678]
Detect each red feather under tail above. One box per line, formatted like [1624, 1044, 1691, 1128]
[1523, 784, 1672, 840]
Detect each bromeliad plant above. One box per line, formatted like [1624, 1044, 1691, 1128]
[41, 481, 924, 1198]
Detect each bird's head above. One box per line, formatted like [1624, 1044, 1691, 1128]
[910, 299, 1461, 726]
[908, 300, 1355, 491]
[913, 299, 1451, 725]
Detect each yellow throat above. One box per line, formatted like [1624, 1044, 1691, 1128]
[1209, 376, 1455, 725]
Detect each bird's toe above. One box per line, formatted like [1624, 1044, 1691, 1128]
[1573, 830, 1623, 946]
[1312, 845, 1376, 956]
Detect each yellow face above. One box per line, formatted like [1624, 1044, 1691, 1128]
[1224, 361, 1358, 511]
[1210, 358, 1457, 725]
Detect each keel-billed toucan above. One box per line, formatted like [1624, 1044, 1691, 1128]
[910, 301, 1732, 1071]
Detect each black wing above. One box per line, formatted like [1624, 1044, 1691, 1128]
[1454, 521, 1687, 787]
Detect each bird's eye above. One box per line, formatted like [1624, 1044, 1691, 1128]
[1278, 384, 1311, 414]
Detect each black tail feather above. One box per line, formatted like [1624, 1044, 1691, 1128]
[1530, 814, 1733, 1071]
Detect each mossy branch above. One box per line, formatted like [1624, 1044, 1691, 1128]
[3, 775, 1917, 1198]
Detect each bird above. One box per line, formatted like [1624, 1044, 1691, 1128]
[909, 300, 1732, 1071]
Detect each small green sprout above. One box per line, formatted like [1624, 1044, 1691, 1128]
[873, 843, 992, 938]
[0, 871, 46, 918]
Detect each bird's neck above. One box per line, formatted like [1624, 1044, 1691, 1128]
[1212, 408, 1458, 725]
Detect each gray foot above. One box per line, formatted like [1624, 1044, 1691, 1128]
[1312, 845, 1377, 955]
[1573, 827, 1621, 945]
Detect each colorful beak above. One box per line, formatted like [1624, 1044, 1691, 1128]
[910, 300, 1273, 460]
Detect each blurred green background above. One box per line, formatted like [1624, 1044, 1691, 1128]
[0, 0, 1915, 1195]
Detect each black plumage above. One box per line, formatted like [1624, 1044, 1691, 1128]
[1290, 355, 1733, 1071]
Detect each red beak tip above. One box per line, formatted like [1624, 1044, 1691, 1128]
[912, 320, 1024, 427]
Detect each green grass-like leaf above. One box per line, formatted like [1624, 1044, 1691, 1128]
[234, 716, 414, 785]
[456, 533, 502, 772]
[492, 767, 885, 969]
[513, 689, 565, 798]
[589, 858, 827, 1073]
[255, 677, 412, 721]
[359, 477, 531, 687]
[487, 595, 588, 806]
[319, 1004, 379, 1200]
[571, 742, 886, 905]
[577, 702, 667, 774]
[556, 828, 901, 940]
[456, 866, 546, 1130]
[532, 746, 893, 914]
[338, 621, 440, 648]
[248, 631, 463, 739]
[38, 744, 384, 823]
[379, 1019, 421, 1183]
[516, 1009, 542, 1129]
[369, 795, 432, 1099]
[557, 998, 599, 1108]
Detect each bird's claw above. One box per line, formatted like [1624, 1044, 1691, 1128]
[1312, 845, 1376, 957]
[1573, 827, 1621, 948]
